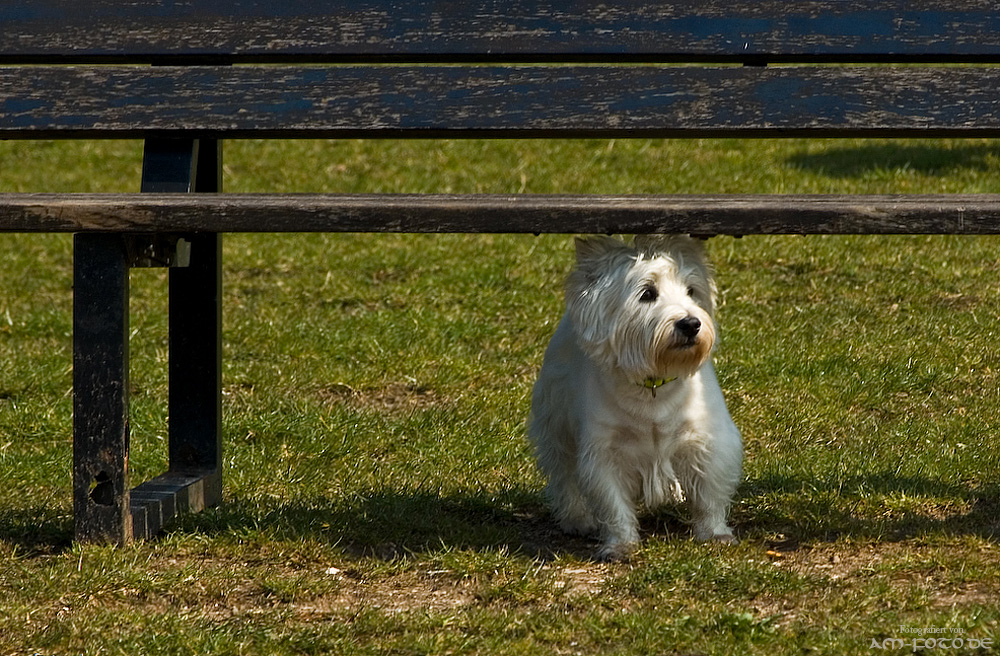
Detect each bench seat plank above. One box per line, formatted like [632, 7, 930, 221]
[3, 193, 999, 235]
[5, 65, 1000, 139]
[3, 0, 1000, 64]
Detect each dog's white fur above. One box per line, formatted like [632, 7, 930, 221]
[528, 235, 742, 561]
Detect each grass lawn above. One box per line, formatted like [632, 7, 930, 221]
[2, 137, 1000, 654]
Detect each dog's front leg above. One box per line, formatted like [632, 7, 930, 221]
[577, 442, 640, 562]
[677, 423, 742, 543]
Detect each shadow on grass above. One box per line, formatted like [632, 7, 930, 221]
[3, 474, 998, 559]
[173, 487, 601, 561]
[740, 473, 1000, 547]
[786, 142, 1000, 178]
[164, 474, 1000, 561]
[0, 507, 73, 555]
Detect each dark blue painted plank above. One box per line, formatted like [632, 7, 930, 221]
[2, 1, 1000, 62]
[4, 65, 1000, 138]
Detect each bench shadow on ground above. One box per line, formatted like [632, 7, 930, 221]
[181, 488, 602, 561]
[785, 142, 1000, 179]
[3, 475, 998, 559]
[166, 474, 1000, 559]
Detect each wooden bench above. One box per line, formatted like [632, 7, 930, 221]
[3, 1, 1000, 544]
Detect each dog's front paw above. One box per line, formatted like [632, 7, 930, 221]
[693, 519, 737, 544]
[705, 532, 738, 545]
[594, 540, 639, 563]
[595, 540, 636, 563]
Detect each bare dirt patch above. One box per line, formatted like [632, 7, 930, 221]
[299, 569, 478, 617]
[317, 382, 449, 413]
[763, 540, 894, 581]
[760, 539, 1000, 607]
[546, 564, 613, 596]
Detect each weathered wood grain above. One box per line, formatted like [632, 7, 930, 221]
[4, 193, 1000, 235]
[3, 0, 1000, 63]
[72, 233, 132, 545]
[5, 65, 1000, 139]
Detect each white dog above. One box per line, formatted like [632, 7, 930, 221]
[528, 235, 742, 561]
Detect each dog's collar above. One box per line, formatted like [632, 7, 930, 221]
[638, 376, 677, 398]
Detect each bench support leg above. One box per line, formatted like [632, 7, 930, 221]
[131, 232, 223, 539]
[169, 233, 223, 473]
[73, 234, 132, 544]
[73, 138, 223, 544]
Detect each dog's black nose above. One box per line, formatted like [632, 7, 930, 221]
[675, 317, 701, 339]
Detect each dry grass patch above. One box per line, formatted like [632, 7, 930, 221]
[316, 382, 450, 413]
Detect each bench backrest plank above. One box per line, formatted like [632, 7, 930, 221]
[4, 1, 1000, 63]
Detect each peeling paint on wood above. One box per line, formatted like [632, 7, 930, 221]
[4, 65, 1000, 139]
[3, 0, 1000, 63]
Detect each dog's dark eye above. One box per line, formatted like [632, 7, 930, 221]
[686, 286, 696, 297]
[639, 286, 658, 303]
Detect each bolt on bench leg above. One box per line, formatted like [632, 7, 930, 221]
[73, 233, 132, 545]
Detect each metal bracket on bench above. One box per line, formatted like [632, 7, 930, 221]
[126, 234, 191, 268]
[73, 137, 223, 544]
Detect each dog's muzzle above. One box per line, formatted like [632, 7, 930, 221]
[674, 316, 701, 346]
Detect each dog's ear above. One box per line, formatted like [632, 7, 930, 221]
[574, 235, 626, 265]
